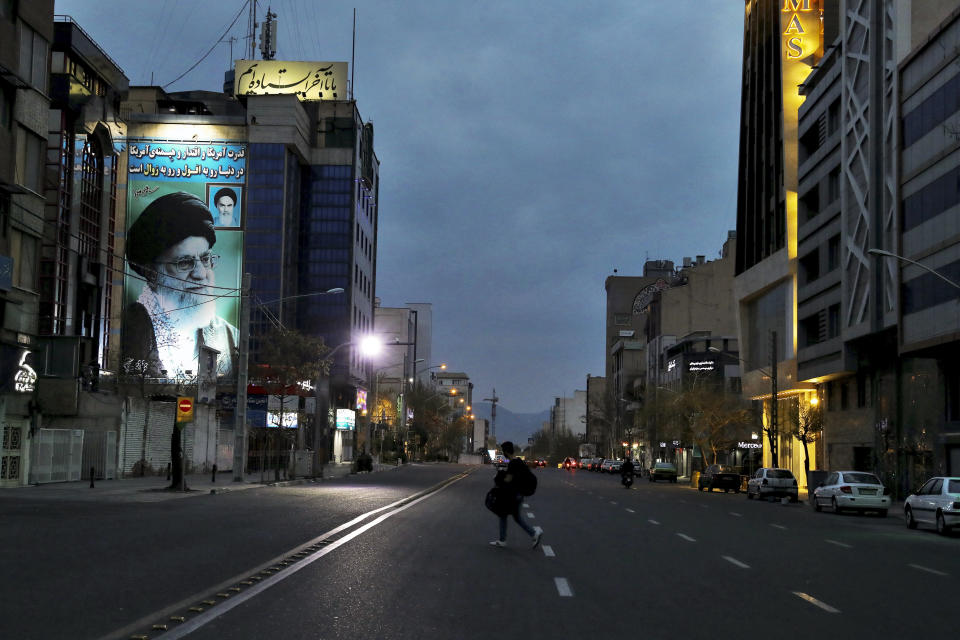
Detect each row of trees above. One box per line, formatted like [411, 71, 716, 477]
[582, 376, 822, 473]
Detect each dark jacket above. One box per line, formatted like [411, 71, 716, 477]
[493, 457, 527, 511]
[621, 459, 635, 476]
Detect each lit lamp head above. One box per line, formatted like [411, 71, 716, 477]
[359, 335, 382, 358]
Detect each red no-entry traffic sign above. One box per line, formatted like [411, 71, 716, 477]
[176, 396, 194, 423]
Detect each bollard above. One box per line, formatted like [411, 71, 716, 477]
[211, 464, 217, 483]
[166, 462, 171, 481]
[89, 466, 95, 488]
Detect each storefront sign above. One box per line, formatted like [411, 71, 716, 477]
[336, 408, 356, 431]
[356, 389, 367, 412]
[738, 441, 763, 449]
[13, 349, 36, 393]
[688, 359, 715, 372]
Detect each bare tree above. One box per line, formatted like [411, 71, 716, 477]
[786, 397, 822, 482]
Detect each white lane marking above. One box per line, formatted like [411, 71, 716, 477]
[159, 474, 464, 639]
[722, 555, 750, 569]
[825, 539, 852, 549]
[700, 504, 709, 509]
[609, 501, 618, 505]
[648, 519, 661, 525]
[555, 577, 573, 597]
[523, 503, 530, 508]
[770, 524, 788, 530]
[909, 563, 948, 576]
[676, 533, 696, 542]
[542, 545, 556, 557]
[729, 512, 742, 517]
[792, 591, 841, 613]
[679, 499, 688, 504]
[527, 512, 535, 519]
[626, 508, 635, 513]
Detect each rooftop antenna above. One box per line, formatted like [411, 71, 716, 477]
[483, 388, 500, 442]
[247, 0, 257, 59]
[259, 6, 278, 60]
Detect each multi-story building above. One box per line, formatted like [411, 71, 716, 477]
[584, 374, 606, 450]
[549, 391, 586, 439]
[433, 371, 473, 416]
[0, 0, 54, 487]
[603, 261, 675, 456]
[643, 235, 743, 474]
[733, 0, 838, 480]
[2, 8, 134, 487]
[738, 0, 960, 491]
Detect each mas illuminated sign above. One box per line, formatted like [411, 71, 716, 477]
[782, 0, 820, 61]
[123, 132, 245, 381]
[235, 60, 347, 101]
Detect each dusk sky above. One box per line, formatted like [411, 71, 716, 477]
[55, 0, 745, 414]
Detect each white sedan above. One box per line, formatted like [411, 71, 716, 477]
[811, 471, 891, 516]
[904, 476, 960, 535]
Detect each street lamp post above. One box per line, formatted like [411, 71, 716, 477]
[232, 285, 344, 482]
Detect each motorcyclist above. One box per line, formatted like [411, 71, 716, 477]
[621, 457, 635, 486]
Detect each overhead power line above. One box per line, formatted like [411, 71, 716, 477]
[163, 1, 249, 89]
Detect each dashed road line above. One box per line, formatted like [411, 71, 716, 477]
[609, 501, 618, 505]
[648, 519, 661, 525]
[792, 591, 840, 613]
[770, 524, 787, 530]
[625, 508, 635, 513]
[527, 512, 535, 519]
[722, 555, 750, 569]
[700, 504, 709, 509]
[729, 512, 742, 517]
[825, 539, 852, 549]
[676, 533, 696, 542]
[542, 545, 556, 557]
[523, 503, 530, 508]
[555, 577, 573, 597]
[909, 563, 948, 576]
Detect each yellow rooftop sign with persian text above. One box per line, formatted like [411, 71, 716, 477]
[234, 60, 348, 101]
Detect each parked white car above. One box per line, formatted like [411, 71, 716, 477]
[746, 468, 798, 502]
[904, 476, 960, 535]
[811, 471, 891, 516]
[600, 459, 622, 474]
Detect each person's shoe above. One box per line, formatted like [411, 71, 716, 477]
[531, 529, 542, 548]
[489, 540, 506, 547]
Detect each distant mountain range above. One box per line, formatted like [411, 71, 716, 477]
[473, 403, 550, 446]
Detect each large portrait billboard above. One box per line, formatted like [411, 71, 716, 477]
[123, 140, 246, 379]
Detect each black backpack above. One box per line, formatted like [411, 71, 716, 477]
[516, 464, 538, 497]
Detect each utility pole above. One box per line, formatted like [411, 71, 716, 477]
[484, 388, 499, 444]
[233, 273, 251, 481]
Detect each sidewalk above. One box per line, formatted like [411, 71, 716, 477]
[0, 461, 401, 503]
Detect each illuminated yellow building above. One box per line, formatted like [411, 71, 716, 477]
[733, 0, 837, 487]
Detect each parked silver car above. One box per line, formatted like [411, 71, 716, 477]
[746, 467, 798, 502]
[811, 471, 891, 516]
[600, 459, 622, 474]
[904, 476, 960, 534]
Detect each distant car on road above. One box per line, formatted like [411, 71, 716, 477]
[494, 456, 508, 471]
[530, 458, 547, 468]
[698, 464, 740, 493]
[601, 459, 622, 474]
[812, 471, 891, 516]
[562, 457, 577, 470]
[904, 476, 960, 534]
[649, 462, 678, 483]
[746, 468, 798, 502]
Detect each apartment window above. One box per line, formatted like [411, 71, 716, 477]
[799, 185, 820, 223]
[0, 81, 12, 130]
[800, 249, 820, 284]
[827, 235, 840, 272]
[827, 304, 840, 339]
[902, 71, 960, 147]
[827, 99, 840, 135]
[902, 165, 960, 231]
[15, 126, 43, 193]
[827, 168, 840, 203]
[902, 258, 960, 314]
[18, 21, 49, 91]
[800, 311, 824, 347]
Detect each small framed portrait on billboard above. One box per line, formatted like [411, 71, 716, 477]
[207, 183, 242, 228]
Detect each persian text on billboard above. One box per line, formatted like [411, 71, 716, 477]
[123, 140, 245, 380]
